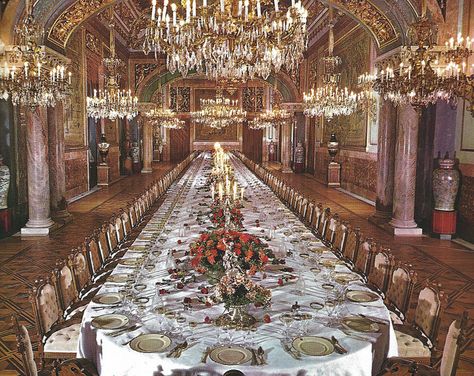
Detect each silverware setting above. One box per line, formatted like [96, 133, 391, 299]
[106, 324, 142, 337]
[167, 341, 188, 358]
[281, 342, 301, 360]
[200, 346, 212, 363]
[357, 313, 389, 325]
[330, 336, 348, 354]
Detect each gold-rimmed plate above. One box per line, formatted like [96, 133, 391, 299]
[92, 292, 122, 305]
[292, 336, 335, 356]
[333, 273, 360, 284]
[342, 316, 380, 333]
[107, 273, 131, 283]
[209, 346, 253, 365]
[346, 290, 379, 303]
[129, 333, 171, 353]
[119, 258, 141, 266]
[91, 314, 129, 330]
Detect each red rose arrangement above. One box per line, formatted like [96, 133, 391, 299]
[189, 229, 274, 278]
[209, 200, 243, 229]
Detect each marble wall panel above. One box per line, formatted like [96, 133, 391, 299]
[108, 146, 121, 183]
[458, 164, 474, 242]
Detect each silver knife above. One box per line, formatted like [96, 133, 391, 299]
[331, 336, 348, 354]
[201, 346, 212, 363]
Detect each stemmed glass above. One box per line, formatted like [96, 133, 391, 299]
[279, 312, 294, 336]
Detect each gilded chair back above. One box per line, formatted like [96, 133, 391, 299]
[440, 311, 469, 376]
[115, 216, 125, 243]
[54, 261, 79, 313]
[97, 225, 110, 261]
[354, 238, 374, 277]
[342, 226, 360, 264]
[121, 211, 132, 237]
[106, 221, 119, 252]
[69, 247, 92, 295]
[316, 207, 330, 238]
[414, 284, 446, 346]
[29, 277, 62, 340]
[85, 238, 102, 276]
[385, 264, 417, 321]
[12, 315, 38, 376]
[332, 220, 347, 255]
[305, 202, 315, 225]
[323, 213, 338, 245]
[367, 247, 394, 295]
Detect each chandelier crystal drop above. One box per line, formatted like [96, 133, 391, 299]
[0, 0, 72, 109]
[249, 83, 291, 129]
[144, 0, 308, 80]
[303, 2, 357, 119]
[373, 0, 473, 111]
[192, 90, 246, 129]
[87, 8, 138, 120]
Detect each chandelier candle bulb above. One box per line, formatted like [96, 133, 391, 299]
[152, 0, 156, 20]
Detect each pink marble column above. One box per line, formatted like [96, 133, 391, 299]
[141, 120, 153, 173]
[372, 99, 397, 221]
[389, 104, 422, 236]
[281, 123, 293, 173]
[48, 104, 71, 222]
[21, 107, 54, 235]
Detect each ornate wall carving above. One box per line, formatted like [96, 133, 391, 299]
[85, 30, 101, 55]
[48, 0, 115, 48]
[170, 87, 191, 112]
[242, 87, 264, 113]
[135, 63, 159, 90]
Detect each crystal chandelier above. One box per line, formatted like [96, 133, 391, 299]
[247, 117, 267, 130]
[192, 90, 246, 129]
[373, 1, 473, 111]
[87, 8, 138, 120]
[0, 1, 72, 109]
[259, 84, 291, 125]
[303, 2, 357, 120]
[144, 0, 308, 80]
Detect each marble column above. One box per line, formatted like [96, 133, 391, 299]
[389, 104, 423, 236]
[47, 104, 72, 222]
[21, 107, 55, 235]
[372, 99, 397, 221]
[141, 120, 153, 173]
[281, 123, 293, 173]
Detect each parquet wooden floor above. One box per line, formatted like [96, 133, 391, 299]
[0, 163, 175, 375]
[0, 160, 472, 375]
[265, 162, 474, 375]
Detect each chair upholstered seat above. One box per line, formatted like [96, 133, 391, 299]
[395, 330, 431, 357]
[44, 323, 81, 354]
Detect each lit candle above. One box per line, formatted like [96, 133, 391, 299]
[233, 183, 237, 201]
[203, 0, 207, 7]
[211, 185, 215, 200]
[192, 0, 196, 17]
[186, 0, 190, 21]
[171, 4, 177, 25]
[240, 187, 245, 200]
[220, 0, 224, 13]
[151, 0, 156, 20]
[274, 0, 279, 12]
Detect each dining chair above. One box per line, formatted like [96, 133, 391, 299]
[380, 311, 469, 376]
[84, 238, 104, 279]
[106, 220, 119, 254]
[305, 202, 315, 226]
[385, 264, 417, 324]
[353, 238, 375, 279]
[394, 283, 447, 363]
[331, 219, 348, 257]
[12, 315, 51, 375]
[29, 277, 81, 360]
[310, 203, 323, 230]
[323, 212, 338, 247]
[69, 247, 97, 300]
[367, 247, 395, 297]
[53, 260, 88, 319]
[315, 207, 330, 240]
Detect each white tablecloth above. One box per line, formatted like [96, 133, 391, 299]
[78, 153, 398, 376]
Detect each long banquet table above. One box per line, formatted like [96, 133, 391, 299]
[77, 153, 398, 376]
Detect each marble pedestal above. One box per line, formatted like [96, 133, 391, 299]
[327, 162, 341, 187]
[97, 165, 111, 186]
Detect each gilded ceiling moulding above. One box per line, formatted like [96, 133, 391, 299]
[332, 0, 399, 49]
[48, 0, 116, 48]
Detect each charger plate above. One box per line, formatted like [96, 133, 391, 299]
[342, 316, 380, 333]
[91, 314, 129, 330]
[292, 336, 335, 356]
[129, 334, 171, 353]
[209, 346, 252, 365]
[346, 290, 379, 303]
[92, 293, 122, 305]
[107, 274, 131, 283]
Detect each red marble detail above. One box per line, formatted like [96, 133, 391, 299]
[65, 149, 88, 199]
[432, 210, 457, 234]
[107, 146, 121, 182]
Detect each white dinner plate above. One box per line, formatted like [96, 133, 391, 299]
[91, 314, 129, 330]
[292, 336, 335, 356]
[209, 346, 253, 365]
[92, 293, 122, 305]
[129, 333, 171, 353]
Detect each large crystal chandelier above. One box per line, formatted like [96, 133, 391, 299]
[144, 0, 308, 80]
[87, 7, 138, 120]
[192, 90, 246, 129]
[373, 1, 473, 111]
[0, 1, 72, 109]
[303, 2, 357, 120]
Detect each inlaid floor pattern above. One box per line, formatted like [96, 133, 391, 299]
[0, 160, 472, 375]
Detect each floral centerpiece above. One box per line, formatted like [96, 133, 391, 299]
[209, 200, 243, 229]
[189, 229, 274, 280]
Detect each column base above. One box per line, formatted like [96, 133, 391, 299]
[389, 218, 423, 236]
[21, 218, 55, 236]
[281, 166, 293, 174]
[141, 168, 153, 174]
